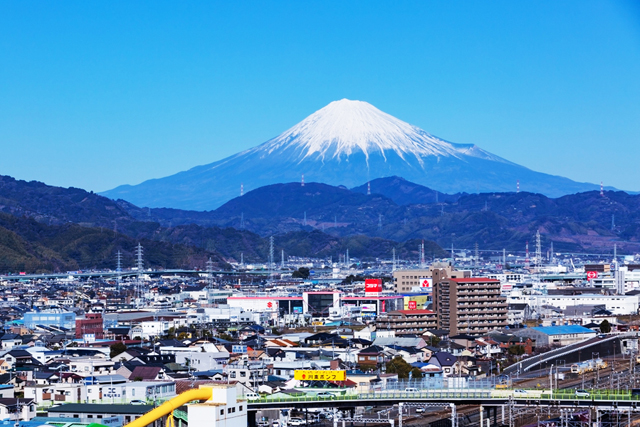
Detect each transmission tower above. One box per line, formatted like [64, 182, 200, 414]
[281, 250, 284, 269]
[535, 230, 542, 281]
[135, 243, 144, 307]
[116, 250, 122, 291]
[392, 248, 396, 272]
[206, 257, 214, 290]
[269, 236, 274, 281]
[474, 243, 479, 269]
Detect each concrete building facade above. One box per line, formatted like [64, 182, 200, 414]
[433, 278, 508, 336]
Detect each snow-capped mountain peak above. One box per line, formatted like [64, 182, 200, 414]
[257, 99, 461, 162]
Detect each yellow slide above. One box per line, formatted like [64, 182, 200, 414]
[123, 387, 213, 427]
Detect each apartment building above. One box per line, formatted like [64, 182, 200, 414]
[376, 310, 437, 336]
[393, 263, 470, 293]
[433, 278, 507, 336]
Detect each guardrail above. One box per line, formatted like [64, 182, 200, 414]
[248, 388, 640, 406]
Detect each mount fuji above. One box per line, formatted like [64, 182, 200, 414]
[102, 99, 603, 210]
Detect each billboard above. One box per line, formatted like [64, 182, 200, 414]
[420, 278, 433, 291]
[294, 370, 346, 381]
[360, 304, 376, 312]
[293, 306, 303, 314]
[364, 279, 383, 293]
[408, 301, 417, 310]
[232, 345, 248, 354]
[586, 271, 599, 280]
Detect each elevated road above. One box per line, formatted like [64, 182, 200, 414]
[503, 332, 632, 375]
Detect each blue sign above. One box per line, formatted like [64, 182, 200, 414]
[310, 270, 315, 275]
[232, 345, 248, 354]
[293, 307, 303, 314]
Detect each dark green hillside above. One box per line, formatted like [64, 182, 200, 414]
[0, 213, 227, 273]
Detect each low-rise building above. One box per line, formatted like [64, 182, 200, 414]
[375, 310, 437, 336]
[513, 325, 597, 347]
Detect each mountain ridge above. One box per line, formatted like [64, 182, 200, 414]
[101, 99, 609, 210]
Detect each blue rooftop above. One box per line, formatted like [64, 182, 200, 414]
[531, 325, 595, 335]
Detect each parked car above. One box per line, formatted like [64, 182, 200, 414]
[404, 387, 419, 393]
[130, 400, 146, 405]
[513, 389, 527, 396]
[288, 418, 306, 426]
[246, 392, 261, 400]
[416, 407, 426, 413]
[575, 389, 590, 397]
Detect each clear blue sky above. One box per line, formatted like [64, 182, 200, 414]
[1, 1, 639, 193]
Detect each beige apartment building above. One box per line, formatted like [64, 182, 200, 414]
[375, 309, 437, 336]
[433, 278, 508, 336]
[393, 263, 470, 293]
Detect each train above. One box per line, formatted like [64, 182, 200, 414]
[570, 358, 608, 375]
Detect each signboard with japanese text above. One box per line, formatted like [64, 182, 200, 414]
[408, 301, 417, 310]
[294, 370, 346, 381]
[232, 345, 248, 354]
[364, 279, 383, 293]
[587, 271, 599, 280]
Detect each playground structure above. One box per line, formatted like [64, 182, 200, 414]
[123, 384, 246, 427]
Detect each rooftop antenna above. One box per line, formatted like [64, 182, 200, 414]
[600, 181, 604, 196]
[240, 183, 244, 197]
[421, 240, 425, 268]
[301, 174, 305, 187]
[525, 241, 530, 269]
[517, 180, 520, 193]
[346, 249, 349, 267]
[367, 182, 371, 196]
[450, 242, 454, 264]
[378, 214, 382, 229]
[281, 250, 285, 269]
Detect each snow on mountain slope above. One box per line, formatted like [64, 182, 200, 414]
[101, 99, 601, 210]
[240, 99, 512, 166]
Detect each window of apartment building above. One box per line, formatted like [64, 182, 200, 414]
[239, 406, 243, 411]
[230, 372, 236, 378]
[240, 371, 246, 377]
[220, 409, 224, 415]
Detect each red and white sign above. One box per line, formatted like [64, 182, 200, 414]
[408, 301, 417, 310]
[420, 278, 433, 289]
[587, 271, 599, 280]
[364, 279, 383, 293]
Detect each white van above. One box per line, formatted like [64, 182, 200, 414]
[246, 392, 261, 400]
